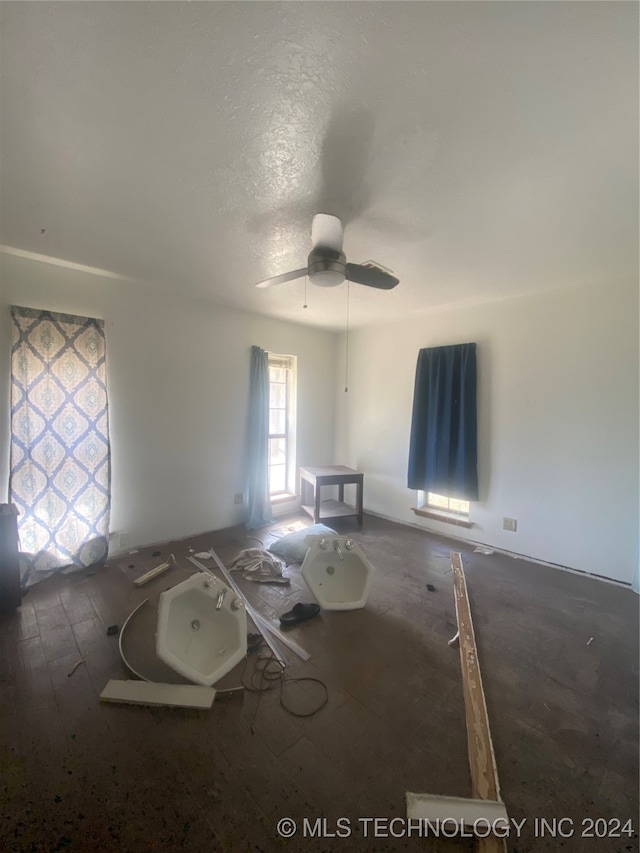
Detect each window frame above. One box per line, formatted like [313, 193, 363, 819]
[267, 354, 297, 499]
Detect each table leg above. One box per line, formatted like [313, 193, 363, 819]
[314, 480, 321, 523]
[356, 479, 363, 525]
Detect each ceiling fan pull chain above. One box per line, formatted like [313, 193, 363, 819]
[303, 275, 308, 309]
[345, 282, 350, 393]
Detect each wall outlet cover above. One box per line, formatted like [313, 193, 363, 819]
[503, 517, 518, 532]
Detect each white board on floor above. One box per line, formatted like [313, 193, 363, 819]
[100, 679, 216, 709]
[406, 792, 508, 824]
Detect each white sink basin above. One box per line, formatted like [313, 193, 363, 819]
[156, 572, 247, 686]
[301, 536, 374, 610]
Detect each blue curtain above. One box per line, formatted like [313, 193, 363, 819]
[407, 342, 478, 500]
[10, 306, 111, 586]
[246, 346, 274, 529]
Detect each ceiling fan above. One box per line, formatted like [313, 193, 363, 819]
[255, 213, 399, 291]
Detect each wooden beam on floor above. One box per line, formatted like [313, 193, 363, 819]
[450, 550, 507, 853]
[407, 552, 508, 852]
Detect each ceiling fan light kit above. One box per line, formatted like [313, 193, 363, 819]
[256, 213, 399, 292]
[307, 247, 346, 287]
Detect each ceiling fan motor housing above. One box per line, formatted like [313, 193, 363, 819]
[307, 248, 346, 287]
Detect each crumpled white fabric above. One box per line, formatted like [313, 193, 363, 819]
[227, 547, 289, 584]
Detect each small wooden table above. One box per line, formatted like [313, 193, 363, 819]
[299, 466, 364, 526]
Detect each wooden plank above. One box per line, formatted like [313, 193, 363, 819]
[100, 679, 216, 709]
[450, 551, 507, 853]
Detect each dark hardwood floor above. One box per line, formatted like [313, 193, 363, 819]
[1, 512, 638, 852]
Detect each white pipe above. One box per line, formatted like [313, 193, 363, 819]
[118, 598, 151, 681]
[187, 554, 311, 662]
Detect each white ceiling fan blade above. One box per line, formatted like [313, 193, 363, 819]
[311, 213, 344, 252]
[255, 268, 307, 289]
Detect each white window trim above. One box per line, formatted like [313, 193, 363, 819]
[268, 353, 297, 499]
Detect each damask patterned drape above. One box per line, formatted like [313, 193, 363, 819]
[10, 307, 111, 585]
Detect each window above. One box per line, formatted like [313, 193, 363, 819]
[413, 490, 473, 527]
[425, 492, 470, 516]
[267, 354, 296, 498]
[10, 306, 111, 581]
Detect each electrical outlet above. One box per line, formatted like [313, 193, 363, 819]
[503, 517, 517, 532]
[234, 493, 244, 505]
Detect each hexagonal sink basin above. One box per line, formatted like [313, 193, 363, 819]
[301, 536, 374, 610]
[156, 572, 247, 686]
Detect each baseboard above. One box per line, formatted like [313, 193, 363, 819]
[107, 503, 303, 559]
[107, 506, 633, 591]
[107, 526, 232, 559]
[364, 509, 633, 590]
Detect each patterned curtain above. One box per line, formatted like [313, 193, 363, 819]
[10, 307, 111, 585]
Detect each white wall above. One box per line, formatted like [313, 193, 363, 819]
[334, 277, 639, 585]
[3, 253, 637, 585]
[0, 252, 337, 549]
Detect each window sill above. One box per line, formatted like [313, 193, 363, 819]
[270, 493, 297, 505]
[411, 506, 474, 529]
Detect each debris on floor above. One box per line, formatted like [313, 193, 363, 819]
[188, 553, 311, 662]
[426, 583, 436, 592]
[299, 535, 374, 610]
[106, 625, 119, 636]
[246, 573, 290, 585]
[408, 552, 510, 844]
[132, 561, 170, 587]
[194, 550, 215, 560]
[473, 546, 495, 555]
[242, 648, 328, 732]
[156, 572, 248, 685]
[100, 679, 217, 710]
[228, 547, 289, 584]
[280, 602, 320, 626]
[67, 657, 87, 677]
[247, 632, 263, 653]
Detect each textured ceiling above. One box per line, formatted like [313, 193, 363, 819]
[1, 1, 637, 330]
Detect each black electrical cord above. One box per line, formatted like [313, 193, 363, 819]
[241, 647, 328, 733]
